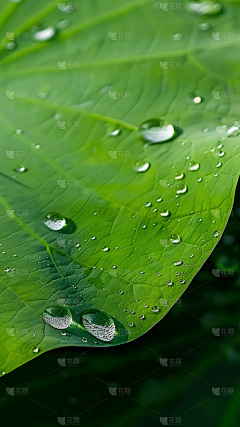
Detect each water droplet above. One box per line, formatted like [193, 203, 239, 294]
[61, 331, 67, 336]
[119, 290, 124, 294]
[140, 314, 145, 320]
[134, 160, 150, 173]
[176, 184, 188, 194]
[174, 261, 183, 266]
[102, 246, 110, 252]
[110, 128, 121, 136]
[199, 22, 210, 30]
[199, 218, 203, 222]
[167, 280, 174, 286]
[142, 225, 147, 229]
[190, 254, 194, 258]
[32, 347, 40, 353]
[174, 171, 185, 180]
[6, 41, 16, 50]
[152, 306, 160, 313]
[198, 178, 202, 182]
[32, 26, 56, 41]
[14, 166, 27, 173]
[129, 322, 134, 327]
[112, 265, 117, 269]
[139, 119, 175, 143]
[216, 125, 227, 134]
[186, 1, 222, 16]
[157, 197, 162, 202]
[188, 161, 200, 171]
[213, 231, 219, 237]
[145, 202, 152, 207]
[44, 212, 66, 231]
[81, 309, 115, 342]
[227, 126, 239, 137]
[56, 19, 70, 29]
[180, 279, 186, 284]
[35, 144, 41, 149]
[187, 93, 202, 104]
[43, 306, 72, 330]
[161, 209, 170, 217]
[91, 236, 96, 240]
[172, 33, 182, 41]
[170, 234, 181, 244]
[217, 150, 225, 157]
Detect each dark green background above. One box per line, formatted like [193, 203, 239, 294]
[1, 184, 240, 427]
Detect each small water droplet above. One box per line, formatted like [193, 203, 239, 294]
[15, 129, 22, 135]
[180, 279, 186, 284]
[188, 161, 200, 171]
[199, 218, 203, 222]
[157, 197, 162, 202]
[14, 166, 26, 173]
[119, 290, 124, 294]
[174, 171, 185, 180]
[199, 22, 210, 30]
[198, 178, 202, 182]
[139, 119, 175, 143]
[152, 306, 160, 313]
[174, 261, 183, 266]
[142, 225, 147, 229]
[176, 184, 188, 194]
[187, 93, 202, 104]
[112, 265, 117, 269]
[32, 26, 56, 41]
[35, 144, 41, 149]
[213, 231, 219, 237]
[134, 160, 150, 173]
[44, 212, 66, 231]
[161, 209, 170, 217]
[190, 254, 194, 258]
[43, 306, 72, 330]
[227, 126, 239, 137]
[32, 347, 40, 353]
[145, 202, 152, 207]
[6, 41, 16, 50]
[81, 309, 115, 342]
[170, 234, 181, 244]
[129, 322, 134, 327]
[61, 331, 67, 336]
[102, 246, 110, 252]
[167, 280, 174, 286]
[56, 19, 70, 29]
[140, 314, 145, 320]
[172, 33, 182, 41]
[91, 236, 96, 240]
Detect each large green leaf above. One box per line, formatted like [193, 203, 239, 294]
[1, 0, 240, 374]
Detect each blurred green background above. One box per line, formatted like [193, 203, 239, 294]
[1, 183, 240, 427]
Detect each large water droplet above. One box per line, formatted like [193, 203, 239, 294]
[81, 309, 115, 342]
[161, 209, 170, 217]
[43, 306, 72, 329]
[176, 184, 188, 194]
[188, 161, 200, 171]
[227, 126, 239, 137]
[170, 234, 181, 244]
[174, 260, 183, 266]
[44, 212, 66, 231]
[174, 171, 185, 180]
[186, 1, 222, 16]
[139, 119, 175, 143]
[134, 160, 150, 173]
[102, 246, 110, 252]
[32, 26, 56, 41]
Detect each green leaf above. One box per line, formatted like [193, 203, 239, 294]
[1, 0, 240, 374]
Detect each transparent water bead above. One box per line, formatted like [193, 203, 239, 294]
[152, 306, 160, 313]
[44, 212, 66, 231]
[43, 306, 72, 330]
[140, 314, 145, 320]
[170, 234, 181, 244]
[172, 33, 183, 41]
[102, 246, 110, 252]
[167, 281, 174, 286]
[227, 126, 239, 137]
[180, 279, 186, 284]
[56, 19, 70, 29]
[161, 209, 170, 217]
[145, 202, 152, 207]
[187, 93, 202, 104]
[14, 166, 26, 173]
[174, 261, 183, 266]
[139, 119, 175, 143]
[35, 144, 41, 149]
[157, 197, 162, 202]
[134, 160, 150, 173]
[186, 1, 222, 16]
[176, 184, 188, 194]
[32, 26, 56, 42]
[216, 125, 227, 134]
[32, 347, 40, 353]
[213, 231, 219, 237]
[174, 171, 185, 180]
[6, 41, 16, 50]
[199, 22, 210, 30]
[188, 161, 200, 171]
[216, 162, 222, 168]
[81, 309, 115, 342]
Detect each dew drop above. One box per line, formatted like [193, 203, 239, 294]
[167, 280, 174, 286]
[32, 26, 56, 41]
[145, 202, 152, 207]
[161, 209, 170, 217]
[157, 197, 162, 202]
[119, 290, 124, 294]
[44, 212, 66, 231]
[190, 254, 194, 258]
[35, 144, 41, 149]
[15, 129, 22, 135]
[227, 126, 239, 137]
[170, 234, 181, 244]
[142, 225, 147, 229]
[32, 347, 40, 353]
[112, 265, 117, 269]
[134, 160, 150, 173]
[180, 279, 186, 284]
[56, 19, 70, 29]
[139, 119, 175, 143]
[186, 1, 222, 16]
[176, 184, 188, 194]
[6, 41, 16, 50]
[140, 314, 145, 320]
[199, 22, 210, 30]
[172, 33, 182, 41]
[81, 309, 115, 342]
[198, 178, 202, 182]
[152, 306, 160, 313]
[43, 306, 72, 330]
[174, 260, 183, 266]
[187, 93, 202, 104]
[129, 322, 134, 327]
[14, 166, 27, 173]
[188, 161, 200, 171]
[102, 246, 110, 252]
[213, 231, 219, 237]
[174, 171, 185, 180]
